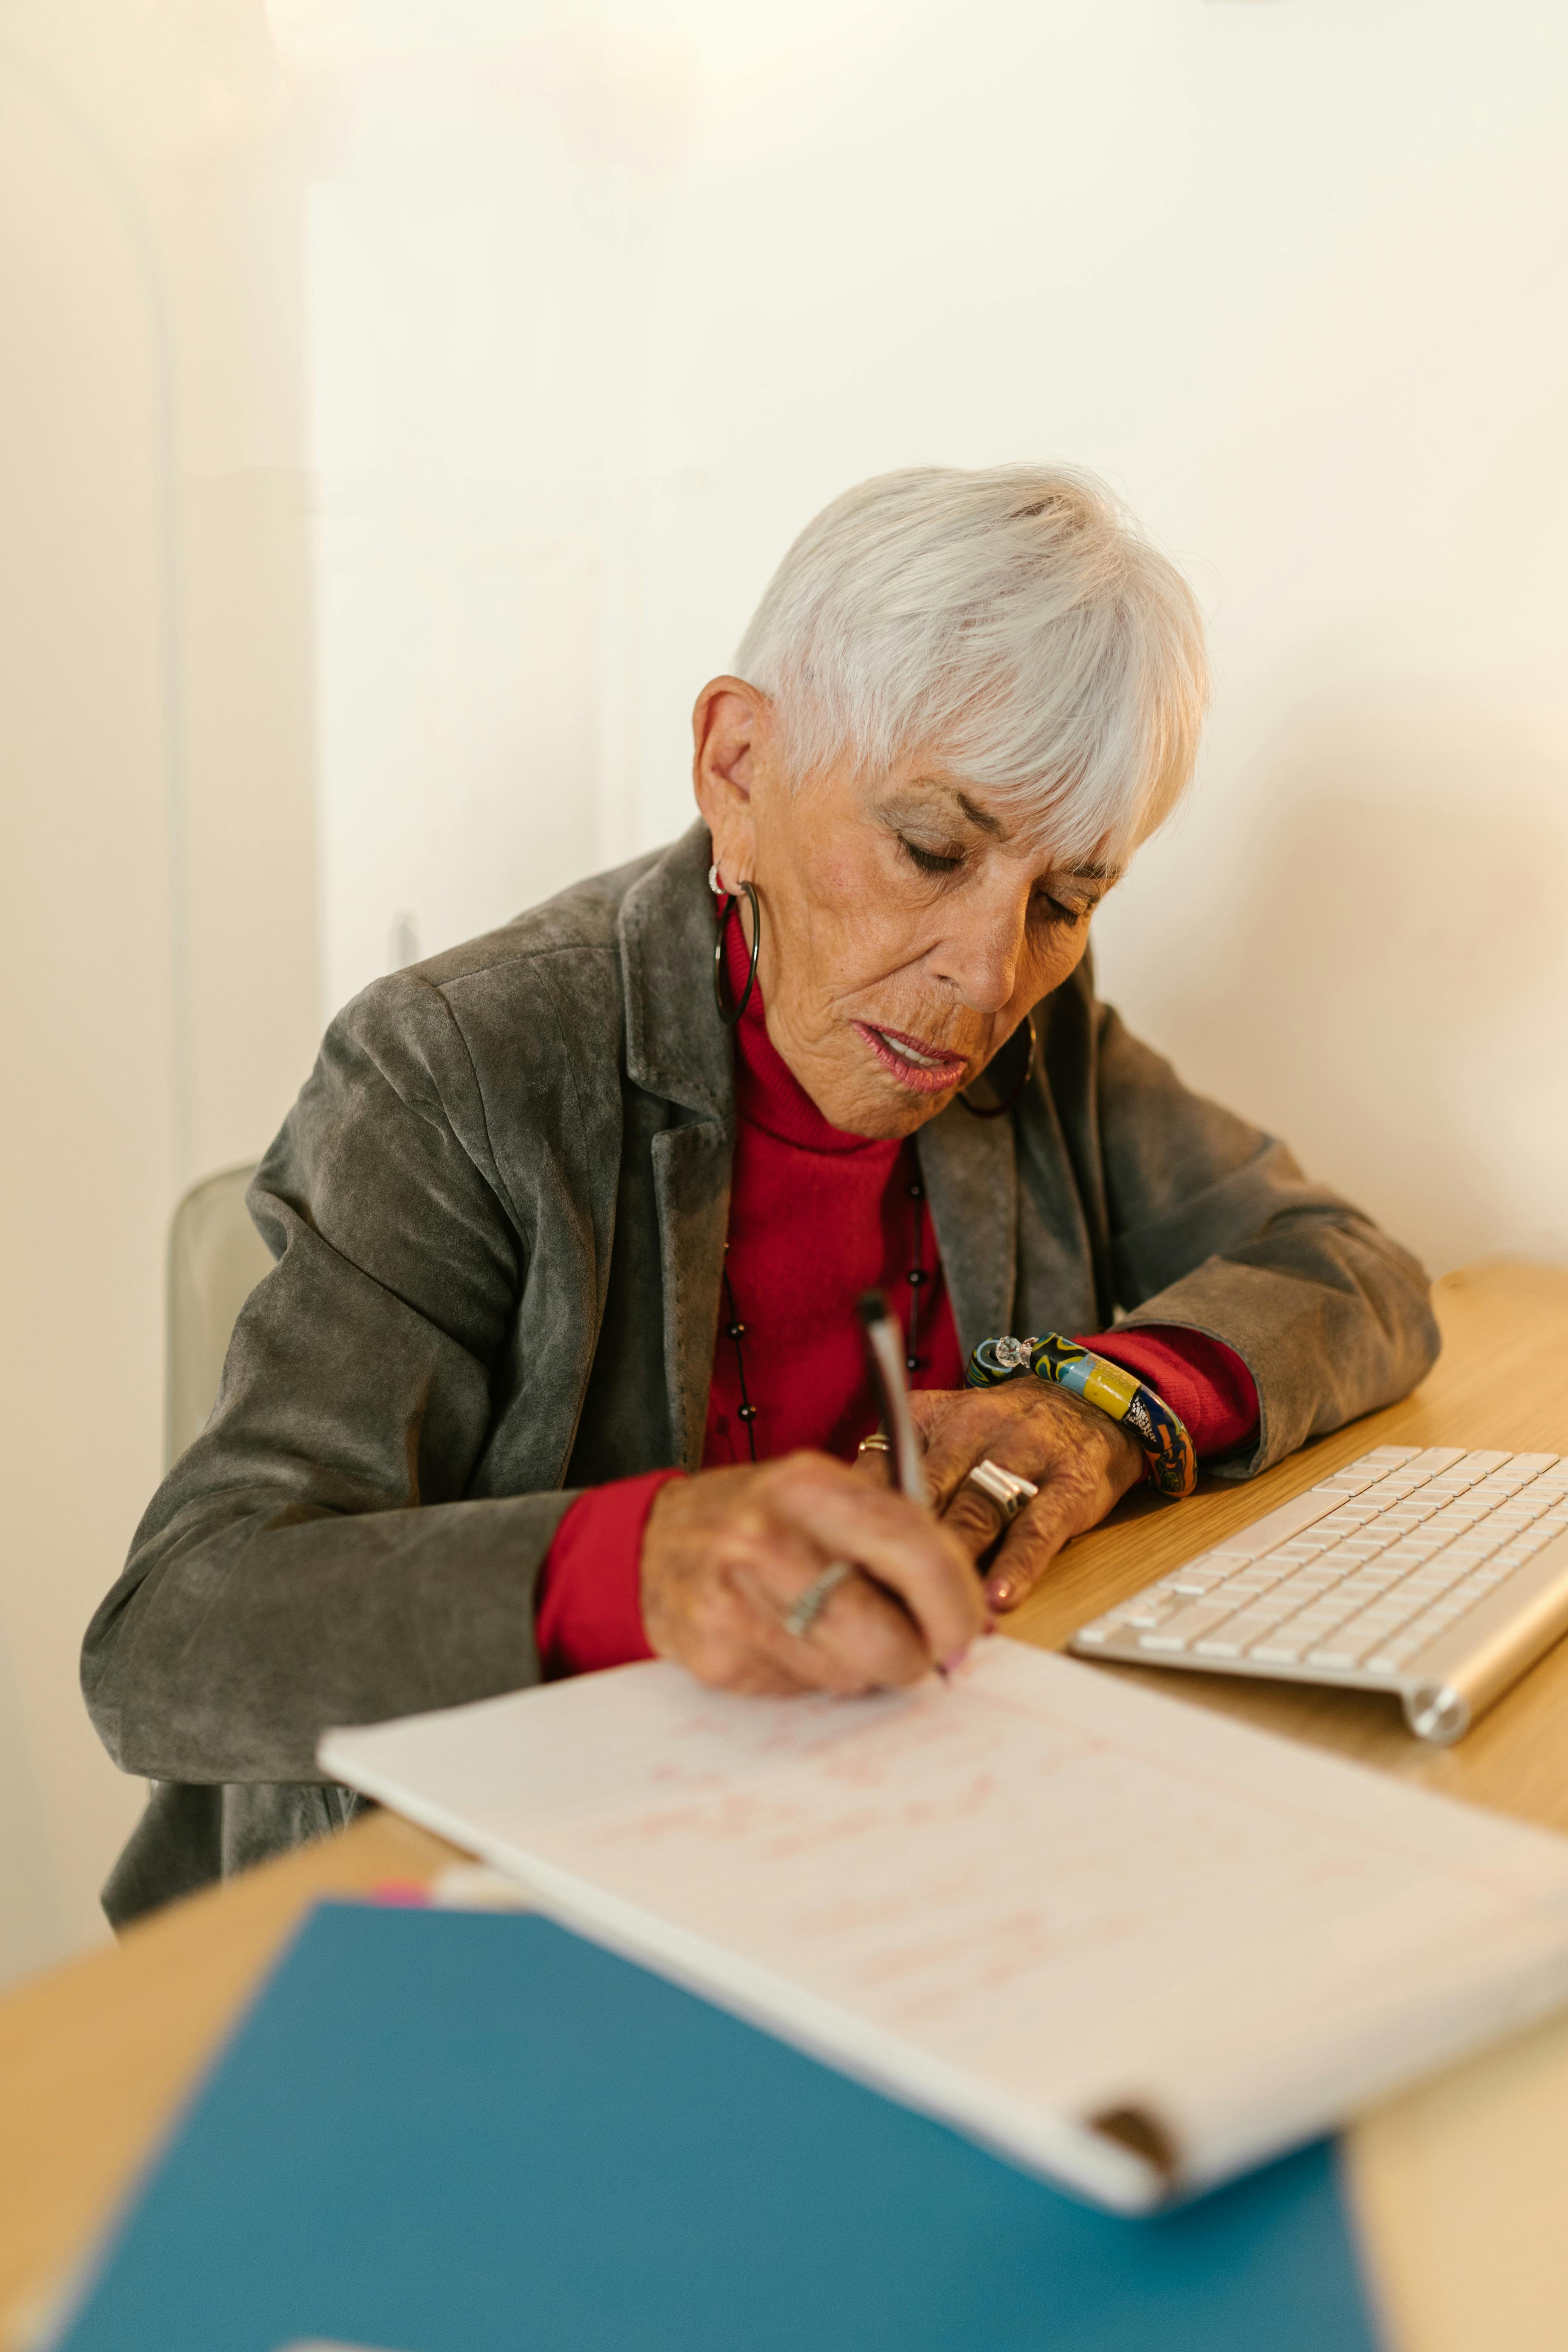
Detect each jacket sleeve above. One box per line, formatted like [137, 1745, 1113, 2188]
[1092, 1004, 1441, 1478]
[82, 972, 575, 1787]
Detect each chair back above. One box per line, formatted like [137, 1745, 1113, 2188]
[166, 1164, 272, 1470]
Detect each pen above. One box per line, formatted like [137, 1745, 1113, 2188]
[783, 1289, 935, 1651]
[859, 1288, 967, 1675]
[857, 1288, 930, 1510]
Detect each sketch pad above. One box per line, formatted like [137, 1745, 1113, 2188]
[322, 1641, 1568, 2209]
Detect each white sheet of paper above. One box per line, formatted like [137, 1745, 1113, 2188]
[322, 1642, 1568, 2207]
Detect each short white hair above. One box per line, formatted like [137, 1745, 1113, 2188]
[734, 464, 1209, 864]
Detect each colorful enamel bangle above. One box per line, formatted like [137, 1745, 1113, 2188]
[964, 1332, 1198, 1500]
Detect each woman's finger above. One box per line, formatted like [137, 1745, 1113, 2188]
[728, 1558, 931, 1693]
[849, 1440, 895, 1489]
[980, 1475, 1102, 1610]
[757, 1454, 987, 1669]
[940, 1476, 1019, 1560]
[716, 1467, 964, 1687]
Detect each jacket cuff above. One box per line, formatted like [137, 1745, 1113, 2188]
[1078, 1326, 1258, 1461]
[535, 1469, 686, 1679]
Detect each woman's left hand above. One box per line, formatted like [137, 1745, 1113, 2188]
[894, 1379, 1145, 1613]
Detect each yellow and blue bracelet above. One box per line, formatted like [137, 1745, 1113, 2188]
[965, 1332, 1197, 1499]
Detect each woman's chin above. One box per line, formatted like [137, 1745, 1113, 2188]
[810, 1063, 962, 1140]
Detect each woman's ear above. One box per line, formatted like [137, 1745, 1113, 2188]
[692, 676, 770, 881]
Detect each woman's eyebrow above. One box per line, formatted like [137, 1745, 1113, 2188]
[911, 782, 1007, 838]
[906, 787, 1121, 885]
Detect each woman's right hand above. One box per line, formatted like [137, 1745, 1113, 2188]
[639, 1452, 988, 1697]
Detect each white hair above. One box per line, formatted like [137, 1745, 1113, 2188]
[733, 464, 1209, 864]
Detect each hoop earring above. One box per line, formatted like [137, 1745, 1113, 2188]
[958, 1011, 1036, 1119]
[713, 880, 762, 1026]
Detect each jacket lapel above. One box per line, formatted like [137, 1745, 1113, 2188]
[618, 819, 732, 1122]
[619, 822, 735, 1467]
[916, 1100, 1018, 1359]
[650, 1125, 732, 1469]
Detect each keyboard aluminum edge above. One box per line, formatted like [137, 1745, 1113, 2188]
[1066, 1527, 1568, 1746]
[1063, 1636, 1407, 1700]
[1395, 1530, 1568, 1742]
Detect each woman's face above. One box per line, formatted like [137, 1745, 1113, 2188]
[694, 679, 1121, 1140]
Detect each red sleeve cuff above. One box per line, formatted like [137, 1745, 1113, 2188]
[1076, 1327, 1259, 1462]
[534, 1470, 686, 1680]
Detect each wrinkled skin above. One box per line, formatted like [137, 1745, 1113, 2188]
[640, 677, 1143, 1696]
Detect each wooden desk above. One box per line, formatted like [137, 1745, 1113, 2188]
[5, 1258, 1568, 2350]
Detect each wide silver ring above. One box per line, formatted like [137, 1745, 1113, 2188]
[964, 1458, 1039, 1526]
[783, 1560, 855, 1640]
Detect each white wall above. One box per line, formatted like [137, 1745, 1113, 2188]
[289, 2, 704, 1011]
[0, 3, 324, 1983]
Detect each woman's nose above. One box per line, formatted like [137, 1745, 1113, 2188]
[930, 900, 1028, 1015]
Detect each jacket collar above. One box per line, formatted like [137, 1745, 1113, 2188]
[618, 820, 734, 1123]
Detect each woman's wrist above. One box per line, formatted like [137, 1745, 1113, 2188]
[535, 1470, 686, 1680]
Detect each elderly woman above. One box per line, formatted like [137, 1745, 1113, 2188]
[87, 465, 1438, 1920]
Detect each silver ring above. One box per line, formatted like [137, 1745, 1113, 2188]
[783, 1560, 855, 1640]
[963, 1458, 1039, 1526]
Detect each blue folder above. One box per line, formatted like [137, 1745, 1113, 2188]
[55, 1902, 1384, 2351]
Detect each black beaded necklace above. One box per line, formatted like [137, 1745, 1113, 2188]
[718, 1153, 930, 1465]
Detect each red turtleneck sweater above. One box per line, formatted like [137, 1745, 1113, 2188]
[535, 925, 1258, 1677]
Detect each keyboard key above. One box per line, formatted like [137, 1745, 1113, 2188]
[1305, 1638, 1379, 1668]
[1138, 1603, 1241, 1652]
[1193, 1601, 1298, 1649]
[1343, 1609, 1416, 1640]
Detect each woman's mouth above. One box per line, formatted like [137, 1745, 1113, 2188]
[853, 1021, 971, 1096]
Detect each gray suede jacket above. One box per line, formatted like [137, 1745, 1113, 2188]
[84, 822, 1440, 1922]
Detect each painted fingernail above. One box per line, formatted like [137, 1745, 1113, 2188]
[987, 1577, 1018, 1611]
[938, 1646, 971, 1676]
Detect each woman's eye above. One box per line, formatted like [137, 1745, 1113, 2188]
[1035, 891, 1086, 924]
[900, 837, 964, 876]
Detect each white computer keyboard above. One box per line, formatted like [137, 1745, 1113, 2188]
[1070, 1446, 1568, 1744]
